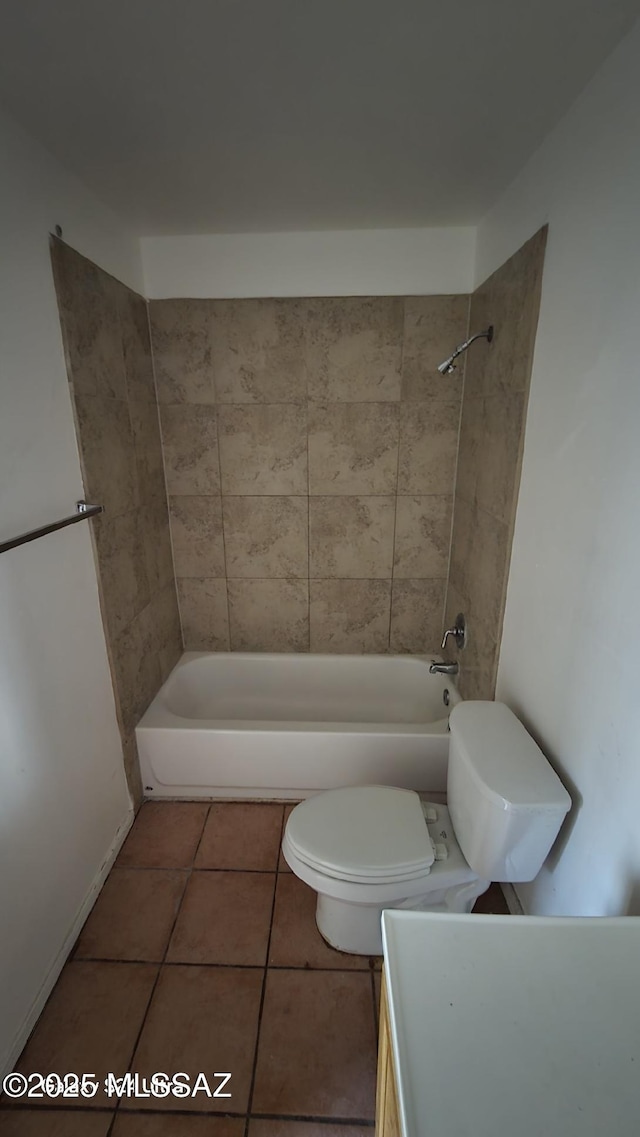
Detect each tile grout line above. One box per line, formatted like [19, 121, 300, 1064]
[11, 803, 398, 1126]
[74, 956, 372, 973]
[389, 302, 406, 651]
[242, 804, 286, 1137]
[214, 379, 233, 651]
[7, 1103, 375, 1125]
[104, 803, 212, 1137]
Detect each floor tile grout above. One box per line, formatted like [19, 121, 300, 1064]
[249, 1112, 376, 1126]
[3, 1102, 376, 1124]
[71, 956, 375, 971]
[105, 802, 212, 1136]
[12, 801, 431, 1126]
[242, 804, 285, 1137]
[111, 864, 279, 873]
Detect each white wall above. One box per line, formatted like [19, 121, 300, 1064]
[477, 20, 640, 916]
[0, 107, 140, 1073]
[141, 226, 476, 298]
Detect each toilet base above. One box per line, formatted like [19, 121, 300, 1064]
[315, 879, 491, 955]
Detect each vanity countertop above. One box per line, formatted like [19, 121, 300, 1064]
[381, 910, 640, 1137]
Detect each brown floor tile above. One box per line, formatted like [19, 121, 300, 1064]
[167, 871, 275, 965]
[0, 1113, 113, 1136]
[196, 803, 283, 871]
[117, 802, 209, 869]
[253, 969, 377, 1119]
[15, 962, 157, 1108]
[269, 874, 373, 970]
[250, 1124, 373, 1137]
[278, 803, 300, 871]
[473, 882, 510, 914]
[129, 964, 262, 1112]
[75, 869, 187, 961]
[113, 1115, 245, 1136]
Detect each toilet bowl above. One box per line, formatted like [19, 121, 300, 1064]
[281, 701, 571, 955]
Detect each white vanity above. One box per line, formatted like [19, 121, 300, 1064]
[378, 910, 640, 1137]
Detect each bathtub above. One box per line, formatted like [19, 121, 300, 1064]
[136, 652, 460, 800]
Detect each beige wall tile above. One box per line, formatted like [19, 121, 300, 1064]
[142, 494, 175, 592]
[122, 734, 144, 810]
[74, 394, 139, 518]
[309, 496, 395, 578]
[94, 510, 150, 641]
[212, 299, 306, 403]
[390, 579, 446, 653]
[442, 581, 499, 699]
[148, 299, 215, 404]
[169, 496, 225, 577]
[178, 577, 230, 651]
[448, 497, 510, 633]
[218, 405, 307, 495]
[393, 495, 452, 579]
[223, 496, 308, 578]
[445, 228, 546, 698]
[442, 579, 469, 658]
[401, 295, 469, 401]
[151, 581, 183, 683]
[111, 601, 162, 734]
[456, 392, 526, 523]
[451, 393, 482, 508]
[160, 404, 220, 495]
[129, 399, 165, 504]
[308, 403, 399, 495]
[310, 579, 391, 653]
[52, 243, 181, 803]
[118, 285, 156, 404]
[51, 237, 127, 401]
[306, 297, 403, 402]
[228, 579, 309, 651]
[457, 667, 498, 701]
[397, 397, 461, 495]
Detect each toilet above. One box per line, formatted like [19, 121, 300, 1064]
[282, 701, 571, 954]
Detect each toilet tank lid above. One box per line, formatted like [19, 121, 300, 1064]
[449, 701, 572, 812]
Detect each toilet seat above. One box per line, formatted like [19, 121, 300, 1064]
[284, 785, 435, 885]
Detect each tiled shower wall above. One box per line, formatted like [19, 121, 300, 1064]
[149, 296, 469, 653]
[51, 239, 182, 804]
[444, 227, 548, 698]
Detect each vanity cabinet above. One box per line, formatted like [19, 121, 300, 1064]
[379, 910, 640, 1137]
[375, 973, 401, 1137]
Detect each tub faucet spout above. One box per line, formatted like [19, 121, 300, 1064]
[429, 660, 459, 676]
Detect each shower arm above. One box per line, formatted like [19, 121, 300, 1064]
[448, 326, 493, 364]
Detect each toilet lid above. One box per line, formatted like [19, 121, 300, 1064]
[285, 786, 435, 884]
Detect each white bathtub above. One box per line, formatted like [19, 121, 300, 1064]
[136, 652, 460, 800]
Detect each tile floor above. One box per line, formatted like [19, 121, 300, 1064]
[2, 801, 509, 1135]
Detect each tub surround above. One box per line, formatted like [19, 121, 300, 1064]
[51, 238, 182, 804]
[150, 295, 469, 655]
[445, 227, 547, 699]
[51, 234, 546, 800]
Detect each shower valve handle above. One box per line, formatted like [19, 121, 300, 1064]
[441, 613, 467, 651]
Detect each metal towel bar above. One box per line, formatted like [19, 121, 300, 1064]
[0, 501, 103, 555]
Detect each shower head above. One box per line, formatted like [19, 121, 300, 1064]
[437, 357, 458, 375]
[437, 325, 494, 375]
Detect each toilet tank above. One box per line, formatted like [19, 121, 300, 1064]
[447, 701, 571, 882]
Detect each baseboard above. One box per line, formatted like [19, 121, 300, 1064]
[1, 806, 135, 1078]
[501, 882, 526, 916]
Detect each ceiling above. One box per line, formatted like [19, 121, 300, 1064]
[1, 0, 638, 235]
